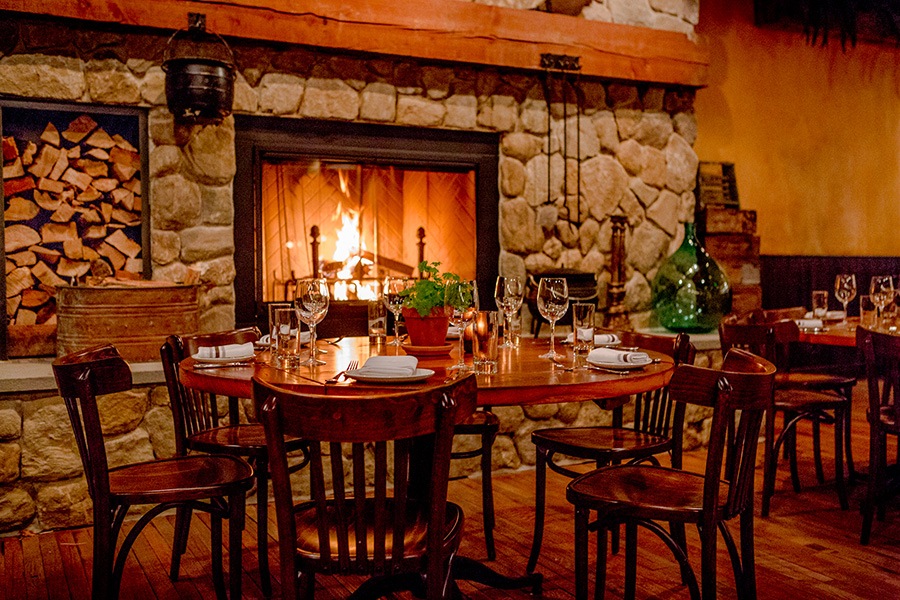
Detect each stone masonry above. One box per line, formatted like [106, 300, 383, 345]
[0, 2, 707, 534]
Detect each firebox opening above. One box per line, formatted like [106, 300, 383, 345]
[260, 159, 476, 303]
[234, 116, 500, 331]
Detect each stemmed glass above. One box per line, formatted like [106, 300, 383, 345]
[834, 274, 857, 324]
[494, 276, 524, 349]
[870, 275, 895, 329]
[383, 277, 413, 346]
[537, 277, 569, 360]
[295, 278, 330, 366]
[446, 279, 478, 371]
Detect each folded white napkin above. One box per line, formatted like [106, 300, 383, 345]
[447, 325, 462, 338]
[195, 342, 255, 359]
[564, 332, 620, 346]
[796, 319, 824, 329]
[803, 311, 844, 320]
[353, 355, 419, 377]
[587, 347, 650, 364]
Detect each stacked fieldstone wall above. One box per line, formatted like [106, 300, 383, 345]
[0, 5, 707, 534]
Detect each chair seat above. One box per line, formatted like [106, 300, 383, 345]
[188, 423, 306, 455]
[109, 454, 254, 505]
[453, 409, 499, 435]
[566, 465, 729, 523]
[532, 426, 671, 461]
[776, 371, 855, 391]
[774, 388, 848, 411]
[294, 499, 464, 564]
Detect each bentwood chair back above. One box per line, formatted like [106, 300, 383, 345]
[566, 348, 776, 600]
[54, 344, 253, 600]
[857, 326, 900, 544]
[160, 327, 309, 597]
[719, 315, 853, 515]
[526, 330, 694, 573]
[254, 374, 477, 599]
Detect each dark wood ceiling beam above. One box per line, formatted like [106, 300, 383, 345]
[0, 0, 708, 87]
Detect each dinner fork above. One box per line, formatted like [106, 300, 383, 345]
[326, 360, 358, 384]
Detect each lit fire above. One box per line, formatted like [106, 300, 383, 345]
[329, 203, 378, 301]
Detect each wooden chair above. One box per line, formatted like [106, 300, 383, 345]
[526, 330, 695, 574]
[449, 407, 500, 560]
[857, 325, 900, 544]
[253, 373, 478, 599]
[719, 315, 854, 515]
[566, 348, 776, 600]
[160, 327, 309, 597]
[52, 344, 254, 600]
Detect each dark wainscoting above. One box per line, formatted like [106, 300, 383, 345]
[760, 255, 900, 373]
[761, 255, 900, 314]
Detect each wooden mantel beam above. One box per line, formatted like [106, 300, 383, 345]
[0, 0, 708, 87]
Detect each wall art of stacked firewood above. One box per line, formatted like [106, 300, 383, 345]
[3, 113, 143, 340]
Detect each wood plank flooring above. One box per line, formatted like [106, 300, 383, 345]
[3, 386, 900, 599]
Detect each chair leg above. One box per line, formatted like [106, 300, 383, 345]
[170, 506, 193, 581]
[739, 510, 757, 600]
[624, 522, 637, 600]
[761, 407, 776, 517]
[91, 516, 114, 600]
[843, 390, 857, 481]
[229, 492, 246, 600]
[211, 514, 226, 600]
[256, 459, 273, 597]
[786, 415, 802, 493]
[670, 522, 690, 585]
[833, 408, 849, 511]
[861, 430, 882, 544]
[594, 525, 608, 600]
[574, 506, 590, 600]
[527, 447, 548, 574]
[480, 428, 497, 561]
[699, 522, 717, 600]
[812, 416, 825, 485]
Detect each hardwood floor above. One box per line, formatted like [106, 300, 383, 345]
[4, 385, 900, 599]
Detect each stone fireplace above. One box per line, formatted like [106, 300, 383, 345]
[0, 2, 714, 533]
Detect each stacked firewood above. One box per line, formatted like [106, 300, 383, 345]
[3, 114, 143, 329]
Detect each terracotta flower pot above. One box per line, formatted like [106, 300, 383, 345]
[402, 306, 451, 346]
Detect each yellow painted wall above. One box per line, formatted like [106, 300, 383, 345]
[695, 0, 900, 256]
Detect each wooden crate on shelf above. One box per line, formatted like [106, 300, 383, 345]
[701, 206, 761, 316]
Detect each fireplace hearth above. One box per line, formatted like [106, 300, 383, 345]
[233, 116, 500, 330]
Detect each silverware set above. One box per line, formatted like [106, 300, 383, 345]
[326, 360, 358, 384]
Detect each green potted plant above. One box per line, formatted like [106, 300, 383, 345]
[400, 261, 460, 346]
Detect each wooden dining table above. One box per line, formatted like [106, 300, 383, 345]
[179, 336, 676, 408]
[179, 335, 675, 595]
[797, 318, 859, 347]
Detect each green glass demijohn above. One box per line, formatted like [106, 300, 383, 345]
[651, 222, 732, 333]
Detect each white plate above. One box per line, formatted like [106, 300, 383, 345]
[345, 368, 435, 383]
[191, 353, 256, 364]
[587, 359, 652, 371]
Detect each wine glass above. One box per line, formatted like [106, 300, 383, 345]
[445, 279, 478, 371]
[870, 275, 894, 329]
[834, 274, 857, 324]
[494, 276, 524, 349]
[537, 277, 569, 360]
[295, 278, 330, 366]
[383, 277, 412, 346]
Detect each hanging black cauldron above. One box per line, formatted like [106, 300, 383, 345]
[162, 15, 235, 123]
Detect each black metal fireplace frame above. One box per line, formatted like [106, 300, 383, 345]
[233, 115, 500, 330]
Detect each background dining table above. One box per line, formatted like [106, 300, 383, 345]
[179, 336, 676, 408]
